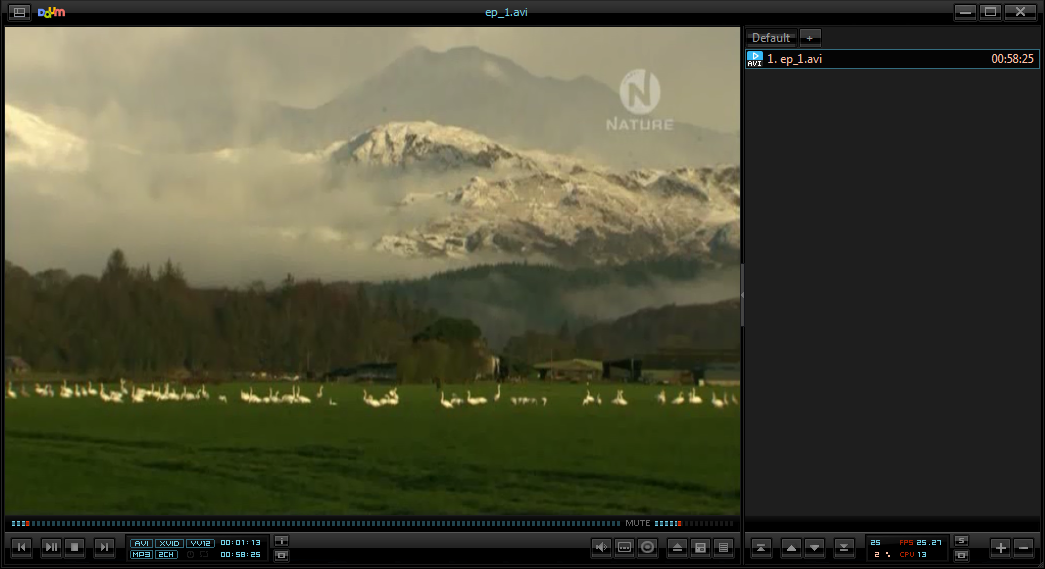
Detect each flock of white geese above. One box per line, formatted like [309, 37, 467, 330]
[3, 379, 222, 404]
[6, 381, 738, 409]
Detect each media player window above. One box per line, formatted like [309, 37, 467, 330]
[1, 0, 1040, 567]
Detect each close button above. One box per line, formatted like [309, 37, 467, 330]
[1005, 4, 1038, 20]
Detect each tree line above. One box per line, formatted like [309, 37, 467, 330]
[5, 250, 740, 381]
[4, 250, 447, 378]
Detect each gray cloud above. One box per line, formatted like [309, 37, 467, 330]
[4, 27, 739, 137]
[5, 27, 738, 286]
[560, 266, 741, 322]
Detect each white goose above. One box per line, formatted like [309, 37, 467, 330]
[362, 390, 384, 407]
[711, 391, 725, 409]
[611, 389, 628, 406]
[582, 390, 595, 406]
[656, 389, 667, 405]
[466, 391, 488, 405]
[5, 382, 17, 399]
[672, 391, 686, 405]
[494, 384, 501, 402]
[440, 391, 455, 409]
[688, 388, 703, 405]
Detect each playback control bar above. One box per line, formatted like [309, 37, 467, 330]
[744, 534, 1040, 563]
[6, 532, 743, 564]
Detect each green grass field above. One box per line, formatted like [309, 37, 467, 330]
[3, 382, 739, 515]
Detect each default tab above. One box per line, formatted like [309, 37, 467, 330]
[746, 29, 799, 48]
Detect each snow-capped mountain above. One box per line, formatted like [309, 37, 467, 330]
[6, 103, 739, 268]
[259, 46, 739, 170]
[343, 121, 740, 265]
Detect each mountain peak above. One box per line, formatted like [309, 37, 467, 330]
[331, 121, 533, 170]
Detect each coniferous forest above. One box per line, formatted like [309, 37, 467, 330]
[4, 250, 740, 379]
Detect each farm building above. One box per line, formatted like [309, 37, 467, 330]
[325, 363, 398, 383]
[603, 348, 741, 384]
[4, 356, 30, 375]
[533, 359, 603, 382]
[701, 363, 741, 386]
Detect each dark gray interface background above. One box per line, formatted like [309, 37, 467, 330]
[743, 26, 1042, 517]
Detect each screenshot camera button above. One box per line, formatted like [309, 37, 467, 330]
[954, 535, 969, 547]
[781, 538, 803, 559]
[805, 538, 826, 559]
[990, 538, 1011, 559]
[591, 538, 612, 559]
[834, 538, 855, 559]
[614, 538, 635, 558]
[636, 538, 658, 559]
[690, 538, 711, 558]
[665, 538, 688, 559]
[954, 549, 970, 562]
[10, 538, 32, 559]
[64, 538, 86, 559]
[1012, 538, 1034, 559]
[93, 538, 115, 559]
[751, 537, 772, 559]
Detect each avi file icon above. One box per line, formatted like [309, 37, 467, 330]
[747, 51, 764, 61]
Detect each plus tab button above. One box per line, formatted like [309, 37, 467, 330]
[996, 542, 1007, 553]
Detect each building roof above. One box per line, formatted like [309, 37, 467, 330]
[607, 349, 740, 371]
[533, 359, 603, 372]
[4, 356, 29, 368]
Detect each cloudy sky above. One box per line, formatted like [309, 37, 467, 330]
[5, 27, 738, 286]
[4, 27, 739, 133]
